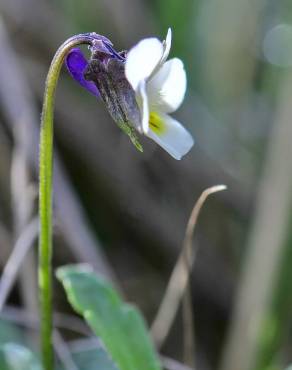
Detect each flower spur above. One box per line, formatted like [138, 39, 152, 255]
[66, 29, 194, 159]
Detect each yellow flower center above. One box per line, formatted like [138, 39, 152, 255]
[149, 112, 165, 135]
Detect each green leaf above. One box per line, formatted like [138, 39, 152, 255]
[71, 339, 119, 370]
[56, 264, 161, 370]
[0, 343, 42, 370]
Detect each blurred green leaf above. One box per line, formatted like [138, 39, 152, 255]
[0, 320, 25, 345]
[71, 340, 119, 370]
[0, 343, 42, 370]
[56, 264, 161, 370]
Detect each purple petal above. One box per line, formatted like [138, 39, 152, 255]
[65, 48, 99, 97]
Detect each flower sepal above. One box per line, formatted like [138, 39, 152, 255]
[84, 56, 143, 152]
[118, 121, 143, 152]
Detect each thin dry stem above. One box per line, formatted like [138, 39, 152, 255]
[151, 185, 227, 349]
[53, 331, 79, 370]
[0, 218, 38, 311]
[160, 355, 195, 370]
[11, 144, 38, 318]
[0, 305, 90, 336]
[182, 283, 195, 367]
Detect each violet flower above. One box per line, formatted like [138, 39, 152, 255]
[66, 30, 193, 159]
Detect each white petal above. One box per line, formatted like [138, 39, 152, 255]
[161, 28, 172, 65]
[136, 81, 149, 133]
[146, 112, 194, 160]
[147, 58, 187, 113]
[147, 28, 172, 80]
[125, 38, 164, 91]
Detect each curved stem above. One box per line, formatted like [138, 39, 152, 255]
[39, 34, 94, 370]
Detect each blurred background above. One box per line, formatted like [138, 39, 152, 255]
[0, 0, 292, 370]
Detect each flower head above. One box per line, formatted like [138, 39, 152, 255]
[65, 30, 194, 159]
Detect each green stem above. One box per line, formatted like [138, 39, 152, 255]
[39, 34, 94, 370]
